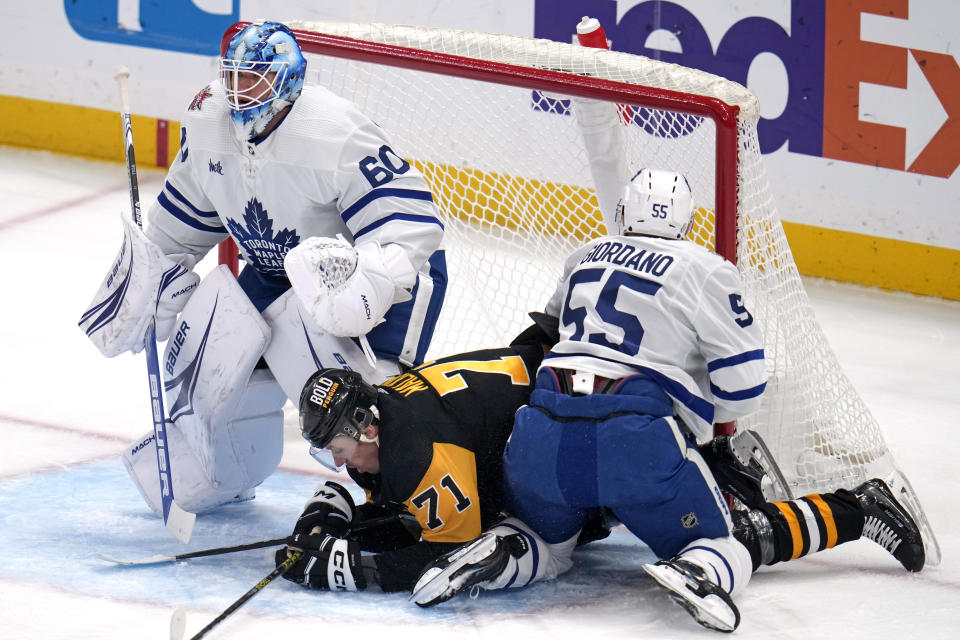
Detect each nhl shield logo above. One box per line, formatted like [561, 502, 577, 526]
[681, 512, 699, 529]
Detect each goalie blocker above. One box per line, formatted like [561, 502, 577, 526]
[79, 212, 199, 357]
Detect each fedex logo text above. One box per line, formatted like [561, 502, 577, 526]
[535, 0, 959, 178]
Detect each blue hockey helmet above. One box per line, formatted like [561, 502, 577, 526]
[220, 21, 307, 141]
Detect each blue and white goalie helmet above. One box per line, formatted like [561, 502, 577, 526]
[616, 168, 695, 239]
[220, 21, 307, 141]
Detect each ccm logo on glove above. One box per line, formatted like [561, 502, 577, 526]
[331, 549, 350, 590]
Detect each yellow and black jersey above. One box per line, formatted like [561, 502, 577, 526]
[373, 344, 543, 545]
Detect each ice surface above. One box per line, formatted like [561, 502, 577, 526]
[1, 146, 958, 639]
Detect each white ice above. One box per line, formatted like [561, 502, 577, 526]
[1, 146, 958, 640]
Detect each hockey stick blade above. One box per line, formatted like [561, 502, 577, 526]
[177, 551, 302, 640]
[166, 500, 196, 544]
[170, 608, 186, 640]
[94, 551, 176, 567]
[94, 538, 288, 566]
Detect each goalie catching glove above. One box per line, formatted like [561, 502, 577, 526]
[284, 236, 417, 337]
[79, 213, 199, 356]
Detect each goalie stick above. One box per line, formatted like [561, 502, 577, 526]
[115, 66, 195, 544]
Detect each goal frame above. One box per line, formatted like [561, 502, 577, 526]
[219, 22, 741, 262]
[206, 21, 941, 565]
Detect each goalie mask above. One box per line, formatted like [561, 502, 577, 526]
[300, 368, 379, 451]
[616, 168, 695, 239]
[220, 21, 307, 142]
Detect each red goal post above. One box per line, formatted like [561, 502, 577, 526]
[219, 21, 741, 263]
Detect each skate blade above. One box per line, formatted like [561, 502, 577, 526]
[885, 469, 941, 567]
[643, 563, 737, 633]
[410, 533, 498, 606]
[731, 429, 793, 501]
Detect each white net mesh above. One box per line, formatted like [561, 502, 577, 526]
[286, 20, 899, 496]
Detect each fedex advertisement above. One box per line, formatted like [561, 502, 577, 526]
[2, 0, 958, 297]
[535, 0, 957, 180]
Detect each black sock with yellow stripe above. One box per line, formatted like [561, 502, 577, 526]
[734, 489, 864, 570]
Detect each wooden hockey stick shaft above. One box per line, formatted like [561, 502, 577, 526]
[114, 66, 195, 544]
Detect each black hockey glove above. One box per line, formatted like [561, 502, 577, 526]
[277, 535, 367, 591]
[289, 481, 356, 553]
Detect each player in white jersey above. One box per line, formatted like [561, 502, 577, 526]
[78, 22, 446, 516]
[414, 169, 765, 631]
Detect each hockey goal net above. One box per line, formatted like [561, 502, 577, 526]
[220, 20, 937, 560]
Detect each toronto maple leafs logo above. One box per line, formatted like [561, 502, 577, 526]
[225, 198, 300, 275]
[188, 85, 213, 111]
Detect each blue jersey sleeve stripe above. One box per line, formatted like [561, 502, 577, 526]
[164, 182, 219, 218]
[542, 351, 715, 423]
[413, 250, 448, 364]
[157, 192, 226, 233]
[352, 213, 445, 240]
[710, 381, 767, 401]
[340, 187, 435, 222]
[707, 349, 765, 372]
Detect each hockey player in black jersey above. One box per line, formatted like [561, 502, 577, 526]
[275, 329, 555, 592]
[273, 322, 924, 607]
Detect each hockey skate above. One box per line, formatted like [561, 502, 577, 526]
[855, 478, 925, 572]
[643, 558, 740, 632]
[411, 532, 518, 607]
[700, 429, 793, 507]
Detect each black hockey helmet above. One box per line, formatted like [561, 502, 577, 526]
[299, 368, 379, 449]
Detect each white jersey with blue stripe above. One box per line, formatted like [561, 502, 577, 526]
[144, 81, 446, 365]
[542, 234, 766, 441]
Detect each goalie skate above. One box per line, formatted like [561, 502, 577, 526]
[410, 532, 511, 607]
[643, 559, 740, 633]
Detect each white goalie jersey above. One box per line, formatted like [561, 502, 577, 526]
[542, 234, 767, 441]
[144, 80, 446, 365]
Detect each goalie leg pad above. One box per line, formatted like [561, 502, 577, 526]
[122, 423, 239, 515]
[160, 265, 285, 505]
[79, 212, 199, 356]
[217, 367, 286, 491]
[261, 288, 401, 402]
[122, 369, 285, 515]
